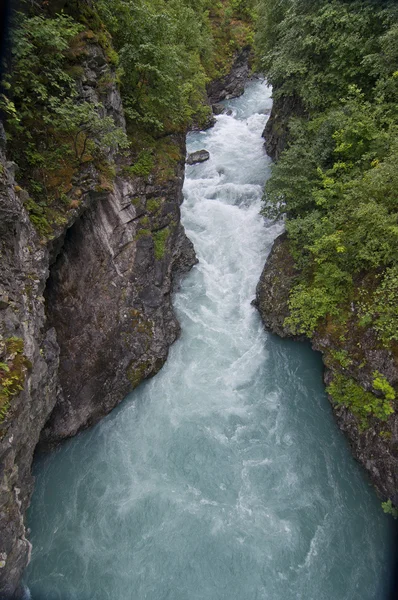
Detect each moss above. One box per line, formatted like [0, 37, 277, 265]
[0, 337, 31, 424]
[74, 4, 119, 65]
[131, 197, 142, 207]
[135, 229, 152, 242]
[124, 150, 155, 178]
[66, 64, 85, 79]
[140, 215, 150, 227]
[153, 227, 170, 260]
[130, 309, 154, 338]
[146, 198, 162, 214]
[98, 160, 116, 182]
[153, 138, 181, 184]
[126, 360, 151, 389]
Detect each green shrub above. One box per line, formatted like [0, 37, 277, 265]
[382, 500, 398, 519]
[327, 373, 394, 430]
[125, 151, 155, 178]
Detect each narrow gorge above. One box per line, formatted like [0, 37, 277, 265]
[23, 79, 394, 600]
[0, 0, 397, 598]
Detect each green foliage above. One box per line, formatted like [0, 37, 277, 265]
[373, 371, 396, 402]
[97, 0, 211, 131]
[1, 11, 128, 237]
[147, 198, 162, 213]
[125, 151, 155, 178]
[97, 0, 253, 132]
[256, 1, 396, 111]
[153, 227, 170, 260]
[330, 349, 353, 369]
[0, 337, 30, 424]
[382, 500, 398, 518]
[258, 0, 398, 356]
[327, 373, 395, 430]
[358, 267, 398, 345]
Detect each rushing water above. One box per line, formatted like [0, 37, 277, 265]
[25, 80, 393, 600]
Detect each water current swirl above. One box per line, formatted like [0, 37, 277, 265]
[25, 79, 392, 600]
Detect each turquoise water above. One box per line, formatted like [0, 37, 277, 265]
[25, 80, 393, 600]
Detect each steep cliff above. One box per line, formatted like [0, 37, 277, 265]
[0, 15, 196, 600]
[261, 93, 303, 162]
[207, 46, 252, 105]
[0, 129, 60, 598]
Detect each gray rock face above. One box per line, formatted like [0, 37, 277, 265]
[186, 149, 210, 165]
[0, 36, 196, 600]
[262, 93, 304, 161]
[41, 138, 196, 445]
[256, 233, 398, 504]
[207, 46, 251, 104]
[255, 233, 298, 339]
[0, 126, 60, 599]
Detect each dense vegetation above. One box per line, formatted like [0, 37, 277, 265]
[257, 0, 398, 421]
[0, 0, 254, 237]
[97, 0, 254, 133]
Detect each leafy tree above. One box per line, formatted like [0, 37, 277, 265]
[257, 0, 398, 405]
[0, 10, 128, 234]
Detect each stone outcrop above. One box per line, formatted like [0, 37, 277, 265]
[207, 46, 251, 104]
[41, 138, 196, 444]
[255, 233, 398, 504]
[254, 233, 298, 339]
[261, 93, 304, 161]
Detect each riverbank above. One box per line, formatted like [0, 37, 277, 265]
[254, 0, 398, 511]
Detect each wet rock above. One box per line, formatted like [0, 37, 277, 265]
[186, 150, 210, 165]
[262, 92, 305, 161]
[0, 127, 59, 600]
[0, 293, 9, 310]
[207, 46, 252, 104]
[255, 233, 299, 339]
[212, 103, 225, 115]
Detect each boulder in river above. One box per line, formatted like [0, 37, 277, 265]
[186, 149, 210, 165]
[212, 103, 225, 115]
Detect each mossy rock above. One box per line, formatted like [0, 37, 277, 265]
[0, 337, 31, 424]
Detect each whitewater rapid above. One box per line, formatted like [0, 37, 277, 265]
[25, 79, 392, 600]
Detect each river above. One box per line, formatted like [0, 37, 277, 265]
[24, 79, 393, 600]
